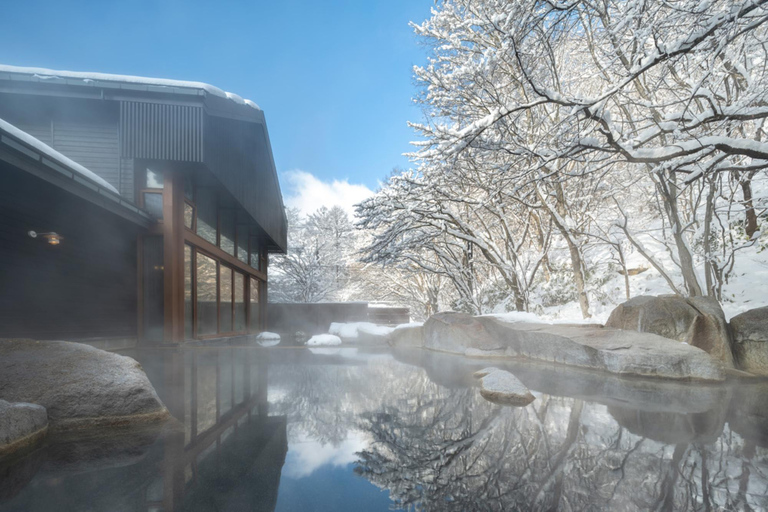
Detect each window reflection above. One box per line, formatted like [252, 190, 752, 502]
[249, 277, 260, 332]
[219, 209, 235, 256]
[219, 266, 233, 333]
[196, 188, 217, 245]
[234, 272, 245, 332]
[143, 192, 163, 219]
[196, 253, 217, 336]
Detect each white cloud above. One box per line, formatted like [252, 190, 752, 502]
[283, 430, 369, 479]
[282, 170, 374, 218]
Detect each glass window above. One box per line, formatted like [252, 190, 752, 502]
[234, 272, 246, 332]
[143, 192, 163, 219]
[184, 202, 195, 230]
[196, 188, 217, 245]
[219, 266, 233, 333]
[146, 168, 164, 189]
[219, 209, 235, 256]
[196, 253, 217, 336]
[249, 277, 260, 332]
[184, 175, 194, 200]
[184, 245, 193, 340]
[236, 225, 249, 263]
[249, 238, 260, 271]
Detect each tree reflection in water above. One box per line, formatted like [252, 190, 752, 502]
[269, 349, 768, 511]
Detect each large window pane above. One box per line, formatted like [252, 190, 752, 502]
[219, 209, 235, 256]
[249, 238, 260, 271]
[143, 192, 163, 219]
[234, 272, 246, 332]
[184, 202, 195, 230]
[236, 225, 249, 263]
[146, 168, 164, 189]
[219, 266, 233, 333]
[184, 245, 193, 340]
[196, 253, 217, 336]
[196, 188, 217, 245]
[249, 277, 260, 332]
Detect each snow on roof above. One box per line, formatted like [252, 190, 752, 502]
[0, 64, 261, 111]
[0, 117, 120, 194]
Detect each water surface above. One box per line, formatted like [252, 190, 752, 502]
[1, 345, 767, 511]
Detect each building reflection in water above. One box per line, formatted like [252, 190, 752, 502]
[0, 347, 287, 512]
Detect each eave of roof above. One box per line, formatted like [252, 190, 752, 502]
[0, 118, 152, 227]
[0, 64, 261, 112]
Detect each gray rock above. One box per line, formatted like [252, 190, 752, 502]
[0, 400, 48, 456]
[424, 312, 502, 353]
[473, 367, 500, 378]
[606, 295, 734, 366]
[730, 306, 768, 375]
[422, 313, 725, 381]
[387, 324, 424, 347]
[476, 369, 535, 406]
[0, 339, 169, 430]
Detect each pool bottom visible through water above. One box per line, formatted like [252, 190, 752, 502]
[1, 344, 767, 511]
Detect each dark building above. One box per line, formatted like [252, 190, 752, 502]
[0, 65, 287, 345]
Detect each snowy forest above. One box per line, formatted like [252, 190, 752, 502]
[271, 0, 768, 322]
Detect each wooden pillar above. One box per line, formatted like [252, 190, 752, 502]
[163, 170, 185, 343]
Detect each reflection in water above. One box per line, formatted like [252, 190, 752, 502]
[2, 346, 768, 511]
[0, 347, 287, 512]
[268, 349, 768, 512]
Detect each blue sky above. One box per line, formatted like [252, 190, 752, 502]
[0, 0, 433, 212]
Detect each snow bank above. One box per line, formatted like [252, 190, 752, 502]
[307, 334, 342, 346]
[0, 117, 119, 194]
[328, 322, 393, 339]
[0, 64, 261, 111]
[393, 322, 424, 331]
[255, 332, 281, 347]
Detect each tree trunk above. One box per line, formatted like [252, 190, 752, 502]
[657, 176, 703, 297]
[740, 171, 759, 239]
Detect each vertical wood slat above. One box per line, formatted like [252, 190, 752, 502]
[120, 101, 203, 162]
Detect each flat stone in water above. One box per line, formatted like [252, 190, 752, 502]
[478, 369, 535, 406]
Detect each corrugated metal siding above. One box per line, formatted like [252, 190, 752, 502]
[120, 101, 203, 162]
[52, 120, 120, 191]
[5, 118, 121, 192]
[6, 121, 52, 146]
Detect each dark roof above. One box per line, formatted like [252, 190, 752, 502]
[0, 65, 287, 252]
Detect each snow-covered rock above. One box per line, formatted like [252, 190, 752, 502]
[422, 312, 726, 381]
[606, 295, 734, 366]
[0, 400, 48, 456]
[255, 332, 281, 347]
[388, 323, 424, 347]
[730, 306, 768, 375]
[0, 339, 169, 430]
[307, 334, 342, 346]
[475, 369, 535, 406]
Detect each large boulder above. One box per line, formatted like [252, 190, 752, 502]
[605, 295, 734, 366]
[423, 313, 726, 381]
[387, 324, 424, 347]
[0, 400, 48, 456]
[730, 306, 768, 375]
[0, 340, 169, 430]
[424, 312, 503, 354]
